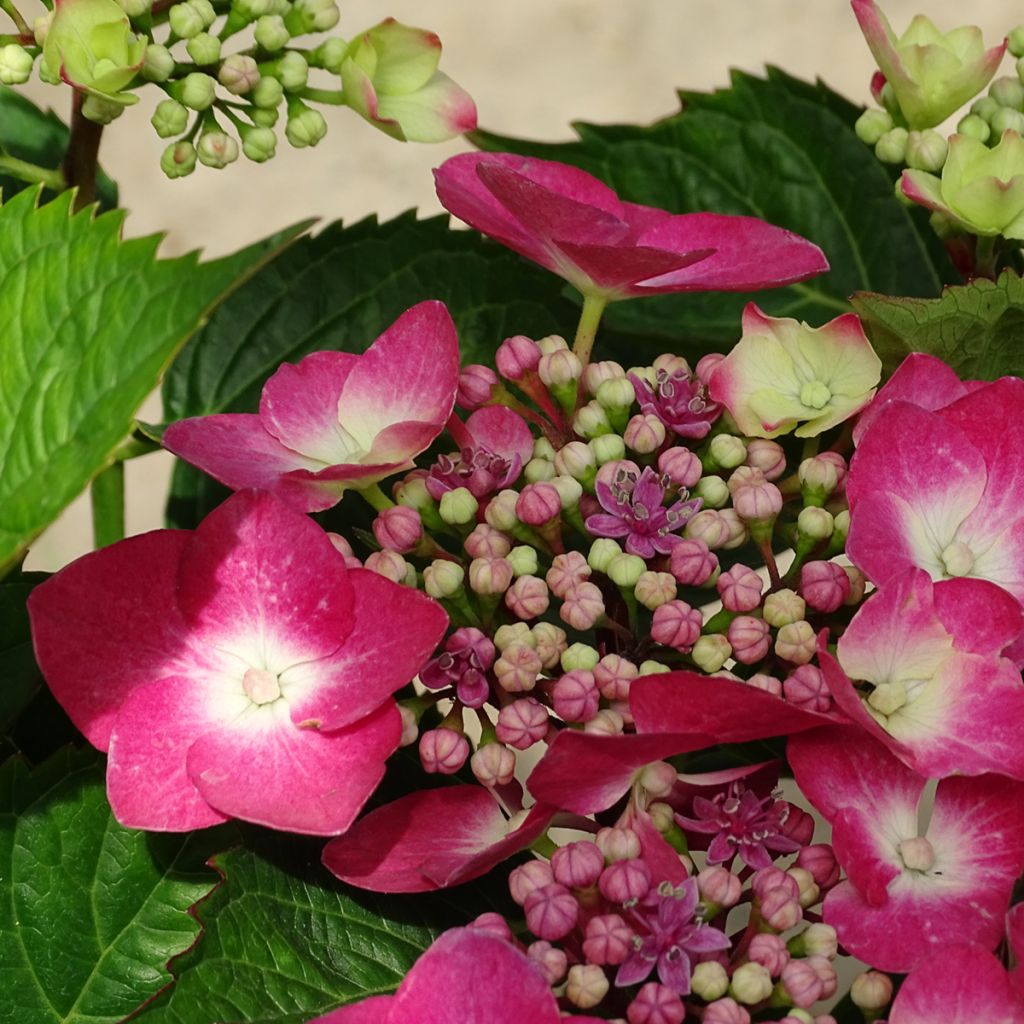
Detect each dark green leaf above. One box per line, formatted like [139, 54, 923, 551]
[0, 86, 116, 208]
[0, 571, 47, 731]
[0, 747, 230, 1023]
[851, 268, 1024, 378]
[472, 68, 958, 356]
[0, 189, 308, 574]
[136, 829, 518, 1024]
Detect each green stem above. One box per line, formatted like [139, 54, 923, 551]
[299, 87, 346, 105]
[0, 0, 31, 35]
[360, 482, 395, 513]
[975, 235, 999, 279]
[571, 292, 608, 368]
[91, 463, 125, 549]
[0, 153, 64, 190]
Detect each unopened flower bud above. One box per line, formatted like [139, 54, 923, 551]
[781, 960, 824, 1009]
[169, 0, 206, 37]
[551, 669, 599, 722]
[418, 727, 468, 774]
[550, 474, 583, 509]
[745, 438, 786, 480]
[717, 564, 763, 612]
[585, 538, 619, 575]
[561, 642, 599, 672]
[496, 696, 548, 748]
[536, 333, 567, 354]
[566, 963, 609, 1009]
[539, 348, 582, 388]
[525, 883, 578, 941]
[160, 140, 198, 178]
[590, 433, 626, 465]
[691, 634, 731, 673]
[151, 98, 189, 138]
[763, 588, 805, 628]
[516, 482, 561, 526]
[596, 825, 641, 862]
[775, 620, 816, 665]
[733, 479, 783, 522]
[760, 886, 803, 932]
[423, 559, 464, 598]
[186, 31, 221, 65]
[471, 743, 516, 788]
[286, 102, 326, 147]
[703, 998, 751, 1024]
[505, 575, 549, 620]
[639, 659, 671, 676]
[798, 454, 844, 504]
[593, 653, 638, 701]
[509, 860, 554, 905]
[219, 53, 260, 94]
[583, 913, 634, 965]
[686, 509, 731, 549]
[574, 400, 612, 438]
[372, 505, 422, 553]
[142, 43, 174, 81]
[274, 50, 309, 90]
[607, 552, 646, 588]
[745, 673, 782, 697]
[801, 923, 838, 959]
[496, 334, 540, 380]
[730, 962, 773, 1005]
[905, 129, 947, 172]
[787, 866, 820, 908]
[251, 74, 285, 108]
[957, 112, 991, 142]
[670, 538, 718, 586]
[808, 955, 837, 1000]
[874, 126, 908, 164]
[553, 441, 595, 481]
[854, 107, 893, 145]
[527, 940, 567, 985]
[364, 549, 409, 584]
[797, 506, 834, 542]
[784, 665, 831, 713]
[709, 433, 746, 470]
[176, 71, 217, 110]
[285, 0, 339, 34]
[698, 865, 742, 908]
[624, 413, 665, 454]
[850, 970, 893, 1011]
[800, 560, 850, 612]
[692, 474, 729, 509]
[584, 708, 625, 734]
[254, 13, 289, 50]
[439, 486, 478, 525]
[553, 839, 605, 889]
[599, 857, 652, 904]
[728, 616, 771, 664]
[494, 621, 533, 651]
[796, 844, 840, 889]
[483, 489, 519, 531]
[658, 446, 702, 488]
[628, 983, 685, 1024]
[596, 375, 636, 414]
[0, 44, 33, 84]
[455, 363, 497, 409]
[232, 0, 273, 19]
[560, 582, 605, 631]
[691, 961, 730, 1001]
[651, 600, 702, 651]
[634, 571, 677, 611]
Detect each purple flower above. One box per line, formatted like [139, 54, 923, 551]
[586, 466, 701, 558]
[616, 878, 730, 994]
[419, 627, 495, 708]
[675, 782, 802, 870]
[630, 367, 722, 439]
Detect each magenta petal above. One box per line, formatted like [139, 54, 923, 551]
[322, 787, 552, 892]
[633, 811, 689, 885]
[106, 675, 234, 831]
[630, 672, 842, 743]
[465, 405, 535, 466]
[28, 530, 193, 749]
[933, 575, 1024, 655]
[177, 490, 355, 668]
[553, 239, 714, 291]
[259, 351, 360, 462]
[310, 996, 394, 1023]
[188, 701, 401, 835]
[889, 945, 1023, 1024]
[285, 568, 448, 732]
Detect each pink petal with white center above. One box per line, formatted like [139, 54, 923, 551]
[28, 530, 195, 749]
[890, 945, 1023, 1024]
[188, 700, 401, 835]
[259, 351, 361, 464]
[335, 301, 459, 450]
[322, 786, 553, 892]
[106, 675, 241, 831]
[177, 490, 355, 671]
[630, 672, 841, 743]
[527, 731, 714, 815]
[634, 213, 829, 293]
[466, 405, 534, 466]
[283, 568, 447, 732]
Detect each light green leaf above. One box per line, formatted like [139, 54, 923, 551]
[0, 747, 231, 1023]
[852, 269, 1024, 378]
[0, 188, 308, 574]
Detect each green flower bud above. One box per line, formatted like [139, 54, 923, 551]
[991, 75, 1024, 111]
[1010, 25, 1024, 59]
[174, 71, 217, 110]
[254, 14, 290, 51]
[971, 95, 1001, 121]
[240, 124, 277, 162]
[285, 102, 327, 147]
[537, 334, 568, 355]
[638, 659, 671, 676]
[905, 129, 947, 172]
[251, 74, 284, 108]
[186, 32, 222, 66]
[439, 487, 478, 526]
[423, 560, 464, 599]
[219, 53, 260, 94]
[763, 588, 806, 628]
[523, 457, 555, 484]
[116, 0, 152, 15]
[588, 434, 625, 466]
[991, 107, 1024, 136]
[82, 94, 125, 123]
[533, 436, 556, 460]
[606, 552, 645, 588]
[284, 0, 339, 35]
[1018, 56, 1024, 86]
[708, 433, 746, 470]
[160, 140, 198, 178]
[33, 12, 51, 45]
[0, 44, 34, 85]
[309, 36, 347, 73]
[957, 112, 991, 143]
[692, 474, 728, 509]
[494, 622, 534, 651]
[854, 107, 893, 146]
[573, 400, 612, 439]
[142, 43, 175, 82]
[850, 971, 894, 1012]
[169, 0, 206, 38]
[233, 0, 274, 20]
[690, 962, 729, 1002]
[550, 475, 583, 509]
[151, 98, 190, 138]
[554, 441, 596, 482]
[561, 643, 599, 673]
[595, 376, 635, 413]
[274, 49, 308, 91]
[875, 126, 908, 164]
[506, 545, 539, 577]
[248, 106, 279, 127]
[196, 130, 240, 169]
[192, 0, 216, 26]
[691, 634, 731, 674]
[587, 538, 621, 574]
[797, 505, 834, 541]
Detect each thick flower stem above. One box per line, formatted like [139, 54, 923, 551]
[0, 153, 65, 191]
[63, 93, 104, 212]
[359, 482, 396, 512]
[571, 292, 608, 368]
[0, 0, 30, 35]
[90, 463, 125, 549]
[974, 235, 999, 279]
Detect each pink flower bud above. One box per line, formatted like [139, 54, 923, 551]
[748, 933, 790, 976]
[686, 509, 731, 549]
[744, 672, 783, 697]
[624, 413, 666, 454]
[808, 955, 837, 999]
[634, 570, 678, 611]
[364, 549, 409, 583]
[654, 353, 690, 376]
[585, 708, 625, 735]
[585, 358, 626, 394]
[783, 664, 832, 713]
[524, 882, 579, 940]
[599, 857, 652, 904]
[717, 564, 764, 612]
[732, 479, 783, 522]
[800, 560, 851, 613]
[552, 669, 600, 722]
[397, 704, 418, 747]
[760, 886, 803, 932]
[844, 564, 867, 604]
[627, 982, 685, 1024]
[471, 912, 513, 940]
[470, 743, 516, 788]
[781, 960, 824, 1009]
[516, 482, 562, 526]
[456, 363, 498, 409]
[658, 446, 702, 488]
[505, 574, 550, 620]
[583, 912, 635, 966]
[560, 581, 605, 630]
[494, 642, 542, 693]
[697, 865, 742, 908]
[496, 697, 549, 748]
[546, 550, 591, 597]
[553, 839, 605, 889]
[468, 555, 514, 596]
[596, 825, 642, 862]
[326, 532, 362, 568]
[464, 523, 512, 559]
[703, 998, 751, 1024]
[527, 940, 568, 985]
[639, 761, 677, 798]
[371, 505, 422, 553]
[594, 653, 639, 700]
[509, 859, 554, 905]
[752, 866, 800, 901]
[728, 616, 771, 664]
[418, 728, 469, 775]
[774, 621, 816, 665]
[781, 805, 816, 848]
[670, 538, 719, 585]
[745, 438, 786, 480]
[566, 963, 609, 1010]
[797, 844, 840, 889]
[651, 600, 703, 651]
[496, 334, 541, 380]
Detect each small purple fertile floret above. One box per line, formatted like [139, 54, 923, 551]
[630, 368, 722, 440]
[587, 466, 701, 558]
[419, 627, 495, 708]
[427, 445, 522, 500]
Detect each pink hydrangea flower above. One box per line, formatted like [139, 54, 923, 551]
[846, 377, 1024, 603]
[28, 490, 448, 833]
[434, 153, 828, 301]
[789, 726, 1024, 972]
[311, 926, 605, 1023]
[163, 302, 460, 512]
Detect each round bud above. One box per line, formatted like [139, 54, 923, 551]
[796, 506, 834, 541]
[254, 13, 290, 50]
[589, 433, 626, 465]
[287, 0, 339, 33]
[991, 106, 1024, 135]
[524, 883, 578, 942]
[691, 961, 729, 1001]
[634, 570, 677, 610]
[495, 696, 548, 748]
[874, 126, 908, 164]
[730, 962, 773, 1005]
[991, 75, 1024, 110]
[627, 983, 685, 1024]
[574, 400, 612, 438]
[606, 552, 646, 588]
[595, 375, 635, 411]
[561, 642, 599, 672]
[509, 860, 554, 905]
[692, 474, 729, 509]
[957, 112, 991, 143]
[495, 334, 540, 380]
[658, 446, 702, 488]
[274, 50, 309, 91]
[151, 99, 189, 139]
[418, 728, 469, 775]
[763, 588, 805, 628]
[523, 457, 555, 483]
[176, 72, 217, 111]
[438, 486, 478, 526]
[583, 913, 634, 966]
[565, 963, 609, 1010]
[251, 75, 285, 108]
[160, 141, 198, 179]
[142, 43, 175, 81]
[197, 131, 240, 169]
[905, 129, 947, 172]
[186, 32, 221, 65]
[0, 44, 33, 85]
[219, 53, 260, 94]
[285, 104, 327, 147]
[422, 559, 464, 599]
[587, 537, 622, 574]
[691, 634, 731, 673]
[470, 743, 516, 788]
[1010, 24, 1024, 58]
[310, 36, 346, 73]
[854, 107, 893, 145]
[850, 970, 893, 1011]
[774, 620, 816, 665]
[506, 545, 539, 577]
[703, 998, 751, 1024]
[709, 433, 746, 469]
[169, 1, 205, 37]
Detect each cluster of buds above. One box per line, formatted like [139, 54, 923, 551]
[2, 0, 475, 177]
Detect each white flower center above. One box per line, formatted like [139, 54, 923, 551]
[799, 379, 832, 410]
[867, 679, 907, 715]
[939, 540, 975, 578]
[242, 666, 282, 705]
[898, 836, 935, 872]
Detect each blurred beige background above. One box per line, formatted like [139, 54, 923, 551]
[21, 0, 1018, 570]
